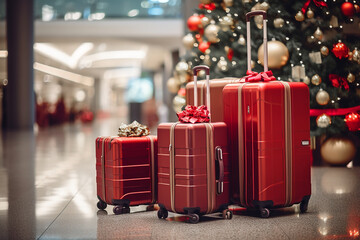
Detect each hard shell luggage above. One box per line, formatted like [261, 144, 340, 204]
[157, 65, 233, 224]
[96, 135, 157, 214]
[223, 11, 311, 218]
[186, 78, 239, 122]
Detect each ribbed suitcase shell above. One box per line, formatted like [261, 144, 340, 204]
[186, 78, 239, 122]
[223, 81, 311, 210]
[157, 122, 230, 214]
[96, 136, 157, 207]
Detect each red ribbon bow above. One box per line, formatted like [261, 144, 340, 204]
[177, 105, 210, 124]
[329, 74, 349, 91]
[199, 3, 216, 11]
[243, 70, 276, 82]
[301, 0, 328, 14]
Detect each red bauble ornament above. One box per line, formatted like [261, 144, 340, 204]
[227, 48, 234, 61]
[187, 15, 202, 31]
[345, 112, 360, 131]
[198, 41, 211, 53]
[332, 42, 349, 59]
[341, 2, 355, 17]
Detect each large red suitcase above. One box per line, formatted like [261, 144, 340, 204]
[96, 135, 157, 214]
[157, 65, 233, 224]
[186, 78, 239, 122]
[223, 11, 311, 218]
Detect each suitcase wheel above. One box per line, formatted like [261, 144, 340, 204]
[157, 208, 168, 219]
[300, 200, 308, 213]
[97, 200, 107, 210]
[113, 205, 130, 215]
[222, 209, 233, 220]
[188, 213, 200, 224]
[259, 208, 270, 218]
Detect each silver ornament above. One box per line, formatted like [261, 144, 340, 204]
[314, 27, 323, 41]
[273, 18, 284, 28]
[182, 34, 195, 50]
[219, 15, 233, 31]
[316, 114, 331, 128]
[316, 89, 330, 105]
[217, 58, 229, 71]
[201, 16, 211, 27]
[204, 24, 220, 43]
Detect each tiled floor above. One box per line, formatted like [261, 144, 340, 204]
[0, 118, 359, 240]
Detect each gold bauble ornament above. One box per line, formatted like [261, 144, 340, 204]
[320, 46, 329, 56]
[167, 77, 181, 94]
[182, 34, 195, 50]
[316, 114, 331, 128]
[303, 76, 311, 85]
[238, 34, 246, 45]
[295, 11, 305, 22]
[273, 18, 285, 28]
[219, 15, 234, 31]
[175, 61, 189, 75]
[316, 89, 330, 105]
[352, 48, 360, 62]
[307, 8, 314, 18]
[257, 39, 289, 69]
[172, 94, 186, 113]
[320, 137, 356, 166]
[347, 73, 356, 83]
[217, 58, 229, 71]
[311, 74, 322, 85]
[204, 24, 220, 43]
[354, 4, 360, 13]
[201, 16, 211, 27]
[314, 27, 323, 41]
[223, 0, 233, 7]
[251, 2, 270, 29]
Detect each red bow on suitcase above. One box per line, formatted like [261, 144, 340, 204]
[244, 70, 276, 82]
[177, 105, 210, 123]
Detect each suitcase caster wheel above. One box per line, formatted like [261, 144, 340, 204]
[113, 205, 123, 215]
[157, 209, 168, 219]
[188, 214, 200, 224]
[300, 200, 308, 213]
[97, 200, 107, 210]
[260, 208, 270, 218]
[222, 209, 233, 220]
[122, 206, 130, 214]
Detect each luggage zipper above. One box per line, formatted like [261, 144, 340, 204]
[215, 146, 224, 195]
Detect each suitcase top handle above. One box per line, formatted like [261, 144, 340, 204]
[193, 65, 211, 122]
[246, 10, 268, 73]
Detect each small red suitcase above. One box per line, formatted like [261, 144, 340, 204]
[223, 11, 311, 218]
[157, 65, 233, 224]
[96, 135, 157, 214]
[186, 78, 240, 122]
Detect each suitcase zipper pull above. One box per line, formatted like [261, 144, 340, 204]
[169, 144, 172, 152]
[215, 147, 224, 195]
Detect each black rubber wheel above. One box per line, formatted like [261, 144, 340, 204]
[122, 206, 130, 214]
[97, 201, 107, 210]
[222, 209, 233, 220]
[113, 205, 123, 215]
[157, 209, 168, 219]
[260, 208, 270, 218]
[300, 201, 308, 213]
[188, 213, 200, 224]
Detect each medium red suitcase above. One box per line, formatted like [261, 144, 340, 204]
[96, 135, 157, 214]
[157, 65, 233, 224]
[223, 11, 311, 218]
[186, 78, 239, 122]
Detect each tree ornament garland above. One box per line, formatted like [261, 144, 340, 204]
[332, 42, 349, 59]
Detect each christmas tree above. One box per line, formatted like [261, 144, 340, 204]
[169, 0, 303, 112]
[290, 0, 360, 138]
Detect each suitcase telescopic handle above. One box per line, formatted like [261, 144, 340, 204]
[246, 10, 268, 72]
[193, 65, 211, 122]
[215, 146, 224, 195]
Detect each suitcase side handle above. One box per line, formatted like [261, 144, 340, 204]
[193, 65, 211, 122]
[215, 146, 224, 195]
[246, 10, 268, 73]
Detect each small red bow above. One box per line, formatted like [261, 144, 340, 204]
[177, 105, 210, 124]
[329, 74, 349, 91]
[301, 0, 328, 14]
[243, 70, 276, 82]
[199, 3, 216, 11]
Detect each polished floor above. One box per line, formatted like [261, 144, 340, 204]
[0, 118, 360, 240]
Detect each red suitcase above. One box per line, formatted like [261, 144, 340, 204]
[157, 65, 233, 224]
[186, 78, 239, 122]
[96, 135, 157, 214]
[223, 11, 311, 218]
